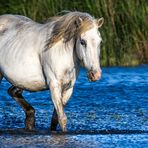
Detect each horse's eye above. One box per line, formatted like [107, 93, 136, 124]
[80, 39, 87, 47]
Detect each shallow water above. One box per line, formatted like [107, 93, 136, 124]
[0, 65, 148, 147]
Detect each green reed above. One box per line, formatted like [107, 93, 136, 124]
[0, 0, 147, 66]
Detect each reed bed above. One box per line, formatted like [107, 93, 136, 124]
[0, 0, 147, 66]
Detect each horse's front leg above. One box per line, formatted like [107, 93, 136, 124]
[50, 88, 73, 131]
[49, 82, 68, 132]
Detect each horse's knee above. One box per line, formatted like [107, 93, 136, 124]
[62, 88, 73, 106]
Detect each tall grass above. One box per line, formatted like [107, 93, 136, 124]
[0, 0, 147, 66]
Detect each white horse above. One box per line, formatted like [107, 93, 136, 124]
[0, 11, 104, 132]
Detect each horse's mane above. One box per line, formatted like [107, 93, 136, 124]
[46, 11, 95, 49]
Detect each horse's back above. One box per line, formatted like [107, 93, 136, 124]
[0, 14, 33, 24]
[0, 14, 32, 32]
[0, 14, 48, 91]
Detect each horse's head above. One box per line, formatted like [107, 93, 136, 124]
[75, 17, 104, 82]
[46, 12, 103, 82]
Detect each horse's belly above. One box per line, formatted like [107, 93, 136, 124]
[0, 61, 48, 91]
[6, 72, 48, 91]
[15, 79, 48, 91]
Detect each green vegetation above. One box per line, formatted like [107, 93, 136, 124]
[0, 0, 147, 66]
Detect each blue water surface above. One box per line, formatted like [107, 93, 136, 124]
[0, 65, 148, 147]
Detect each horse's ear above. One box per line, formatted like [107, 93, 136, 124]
[96, 17, 104, 28]
[75, 17, 83, 28]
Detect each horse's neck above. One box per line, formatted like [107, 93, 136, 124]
[62, 40, 80, 68]
[55, 40, 79, 67]
[43, 39, 80, 77]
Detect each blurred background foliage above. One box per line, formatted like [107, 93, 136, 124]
[0, 0, 147, 66]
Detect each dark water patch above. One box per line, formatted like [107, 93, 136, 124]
[0, 129, 148, 136]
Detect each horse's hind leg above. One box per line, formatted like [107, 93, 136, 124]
[50, 88, 73, 131]
[8, 86, 35, 130]
[50, 108, 58, 131]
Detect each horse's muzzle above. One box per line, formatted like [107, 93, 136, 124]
[88, 70, 101, 82]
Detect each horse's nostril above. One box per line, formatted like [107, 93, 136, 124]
[89, 71, 95, 77]
[88, 70, 101, 81]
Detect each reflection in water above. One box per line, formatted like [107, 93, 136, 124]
[0, 132, 148, 147]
